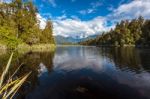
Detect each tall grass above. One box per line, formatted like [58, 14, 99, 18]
[0, 53, 31, 99]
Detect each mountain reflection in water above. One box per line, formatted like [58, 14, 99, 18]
[0, 46, 150, 99]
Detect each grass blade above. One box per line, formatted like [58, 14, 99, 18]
[0, 53, 14, 88]
[4, 72, 31, 99]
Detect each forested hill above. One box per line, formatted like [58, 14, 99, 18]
[0, 0, 55, 49]
[80, 16, 150, 47]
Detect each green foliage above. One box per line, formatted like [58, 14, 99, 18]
[80, 16, 150, 47]
[40, 20, 55, 44]
[0, 26, 22, 49]
[0, 0, 55, 49]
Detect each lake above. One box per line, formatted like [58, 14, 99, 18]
[0, 46, 150, 99]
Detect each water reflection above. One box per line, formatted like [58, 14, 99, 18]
[54, 46, 104, 72]
[0, 51, 55, 99]
[100, 47, 150, 73]
[0, 46, 150, 99]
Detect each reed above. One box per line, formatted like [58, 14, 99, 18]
[0, 53, 31, 99]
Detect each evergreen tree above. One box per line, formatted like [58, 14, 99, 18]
[80, 16, 150, 47]
[41, 20, 55, 44]
[0, 0, 55, 48]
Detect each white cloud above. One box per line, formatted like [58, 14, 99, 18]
[108, 0, 150, 21]
[36, 14, 114, 38]
[79, 9, 96, 15]
[36, 13, 46, 29]
[53, 17, 113, 38]
[48, 0, 56, 7]
[79, 0, 102, 15]
[90, 1, 102, 8]
[37, 0, 150, 38]
[57, 14, 67, 20]
[70, 15, 80, 20]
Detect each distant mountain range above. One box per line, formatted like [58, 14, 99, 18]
[55, 35, 98, 44]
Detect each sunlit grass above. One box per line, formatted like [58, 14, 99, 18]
[0, 53, 31, 99]
[17, 44, 56, 52]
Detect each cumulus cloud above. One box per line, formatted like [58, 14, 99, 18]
[36, 13, 46, 29]
[37, 0, 150, 38]
[53, 17, 113, 38]
[36, 13, 114, 38]
[108, 0, 150, 21]
[37, 14, 109, 38]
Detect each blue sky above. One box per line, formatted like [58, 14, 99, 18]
[34, 0, 130, 20]
[34, 0, 150, 38]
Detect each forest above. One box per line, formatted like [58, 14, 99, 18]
[0, 0, 55, 49]
[80, 16, 150, 47]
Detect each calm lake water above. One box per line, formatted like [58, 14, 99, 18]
[0, 46, 150, 99]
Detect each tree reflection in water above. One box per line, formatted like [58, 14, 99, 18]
[0, 46, 150, 99]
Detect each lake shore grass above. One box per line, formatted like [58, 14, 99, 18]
[17, 44, 56, 52]
[0, 43, 56, 52]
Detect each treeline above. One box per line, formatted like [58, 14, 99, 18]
[0, 0, 55, 48]
[80, 16, 150, 47]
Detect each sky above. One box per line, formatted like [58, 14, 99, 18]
[6, 0, 150, 38]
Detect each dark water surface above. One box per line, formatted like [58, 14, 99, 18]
[0, 46, 150, 99]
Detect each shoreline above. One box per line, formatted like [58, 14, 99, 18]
[79, 44, 150, 49]
[0, 44, 56, 52]
[1, 44, 150, 52]
[17, 44, 56, 52]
